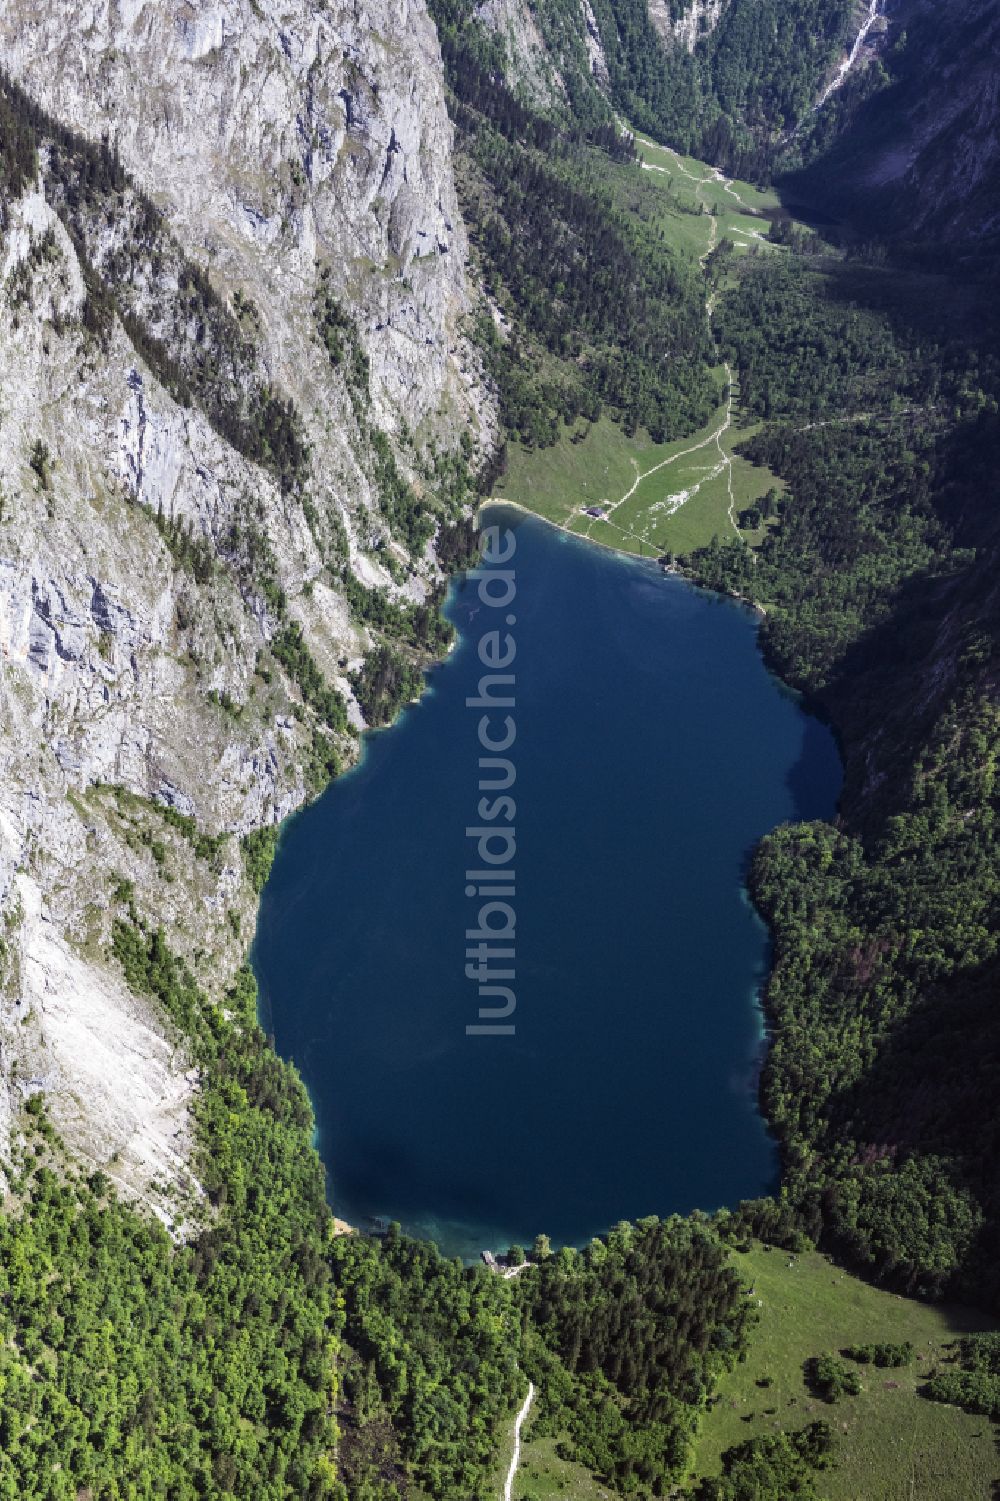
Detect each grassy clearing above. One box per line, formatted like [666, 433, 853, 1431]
[691, 1243, 1000, 1501]
[509, 1431, 620, 1500]
[630, 132, 792, 279]
[489, 1413, 622, 1501]
[495, 415, 681, 525]
[494, 399, 784, 558]
[494, 137, 794, 558]
[717, 209, 774, 247]
[632, 135, 787, 270]
[592, 143, 715, 266]
[610, 414, 781, 557]
[621, 135, 784, 278]
[634, 134, 783, 223]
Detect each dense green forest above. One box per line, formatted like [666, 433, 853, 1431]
[587, 0, 855, 175]
[332, 1216, 755, 1498]
[519, 1218, 752, 1491]
[0, 936, 338, 1497]
[466, 0, 858, 179]
[332, 1228, 518, 1497]
[688, 244, 1000, 1313]
[425, 1, 1000, 1477]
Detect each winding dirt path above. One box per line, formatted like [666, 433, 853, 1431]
[587, 370, 734, 548]
[503, 1380, 535, 1501]
[717, 367, 739, 535]
[591, 140, 747, 546]
[497, 138, 757, 557]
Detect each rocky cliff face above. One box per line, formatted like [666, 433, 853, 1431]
[472, 0, 612, 110]
[832, 0, 1000, 238]
[0, 0, 495, 1220]
[475, 0, 568, 106]
[0, 0, 483, 438]
[780, 0, 1000, 239]
[647, 0, 725, 53]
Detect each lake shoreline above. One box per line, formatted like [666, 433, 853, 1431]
[481, 496, 773, 623]
[253, 510, 841, 1258]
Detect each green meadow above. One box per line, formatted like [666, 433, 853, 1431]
[634, 133, 783, 221]
[494, 136, 793, 557]
[691, 1243, 1000, 1501]
[633, 133, 784, 260]
[508, 1432, 615, 1500]
[494, 394, 783, 559]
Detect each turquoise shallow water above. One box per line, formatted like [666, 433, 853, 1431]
[253, 509, 841, 1259]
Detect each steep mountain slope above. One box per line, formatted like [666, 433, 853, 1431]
[0, 0, 481, 436]
[786, 0, 1000, 240]
[472, 0, 1000, 220]
[687, 187, 1000, 1313]
[0, 0, 494, 1214]
[472, 0, 861, 172]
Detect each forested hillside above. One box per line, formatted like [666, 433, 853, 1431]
[0, 953, 337, 1497]
[333, 1216, 755, 1499]
[785, 0, 1000, 239]
[430, 0, 717, 449]
[477, 0, 860, 178]
[592, 0, 856, 174]
[689, 238, 1000, 1310]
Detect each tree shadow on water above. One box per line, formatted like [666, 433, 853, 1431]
[783, 710, 842, 823]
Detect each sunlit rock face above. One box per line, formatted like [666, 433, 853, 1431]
[0, 0, 495, 1215]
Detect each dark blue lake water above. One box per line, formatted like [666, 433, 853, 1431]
[253, 508, 841, 1259]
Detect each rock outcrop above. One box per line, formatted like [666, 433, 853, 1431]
[475, 0, 568, 107]
[647, 0, 725, 53]
[0, 0, 495, 1216]
[785, 0, 1000, 240]
[846, 0, 1000, 238]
